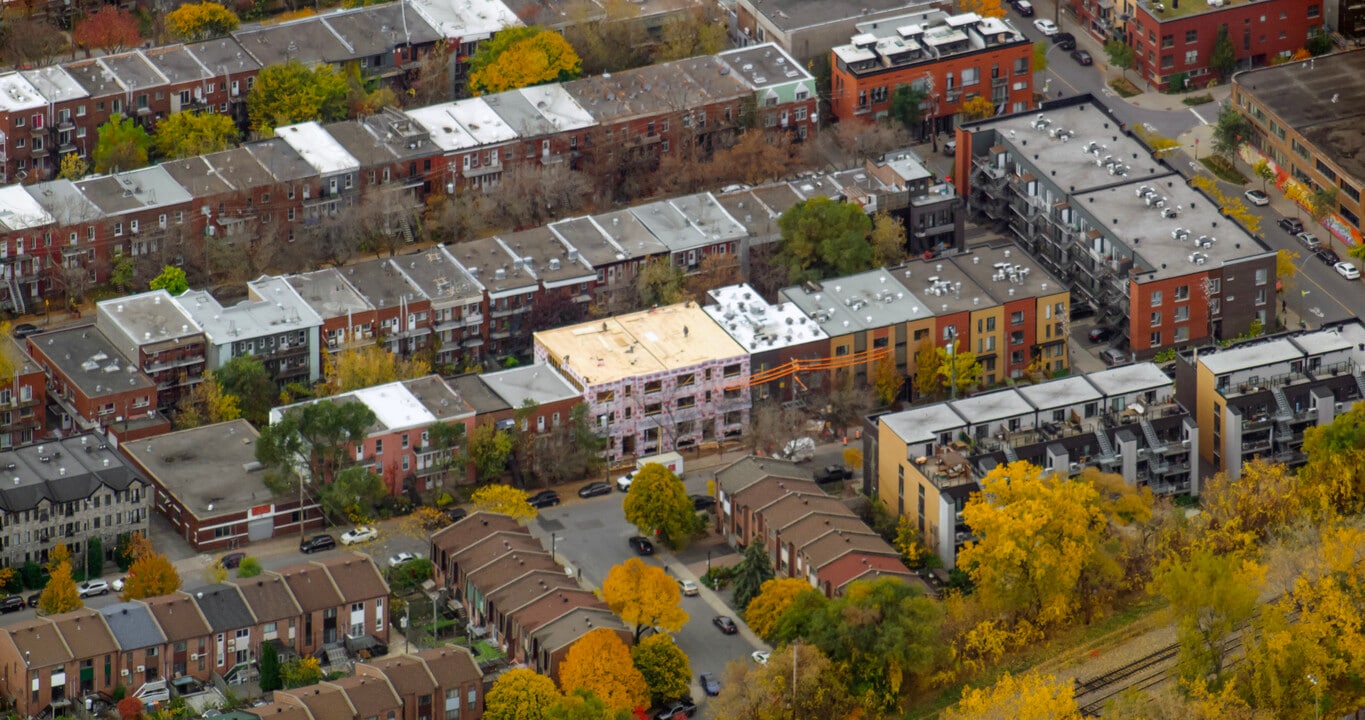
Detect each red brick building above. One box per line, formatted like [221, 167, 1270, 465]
[829, 10, 1034, 134]
[0, 338, 46, 449]
[1076, 0, 1326, 91]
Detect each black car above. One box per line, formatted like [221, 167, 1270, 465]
[690, 494, 717, 511]
[1069, 303, 1096, 321]
[0, 595, 24, 613]
[629, 536, 655, 555]
[1052, 32, 1076, 50]
[699, 672, 721, 697]
[1070, 49, 1093, 65]
[1088, 326, 1117, 343]
[814, 465, 853, 483]
[654, 698, 697, 720]
[1279, 217, 1305, 234]
[528, 489, 560, 508]
[445, 507, 469, 523]
[220, 552, 246, 569]
[713, 615, 738, 634]
[299, 534, 336, 554]
[1317, 248, 1342, 266]
[25, 592, 40, 608]
[578, 482, 612, 499]
[11, 323, 39, 339]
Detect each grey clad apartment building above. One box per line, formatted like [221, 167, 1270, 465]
[0, 434, 150, 568]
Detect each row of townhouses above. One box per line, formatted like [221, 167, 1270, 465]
[0, 553, 390, 718]
[866, 316, 1365, 569]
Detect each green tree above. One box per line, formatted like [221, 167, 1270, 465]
[247, 61, 349, 135]
[388, 558, 434, 594]
[1212, 104, 1253, 158]
[468, 26, 582, 95]
[870, 212, 906, 266]
[485, 668, 563, 720]
[93, 114, 151, 173]
[38, 561, 82, 615]
[259, 642, 281, 692]
[317, 465, 386, 523]
[622, 463, 697, 550]
[775, 196, 874, 283]
[468, 422, 514, 482]
[255, 400, 378, 491]
[730, 541, 775, 610]
[1149, 547, 1264, 683]
[631, 633, 691, 706]
[636, 257, 686, 307]
[1105, 39, 1136, 71]
[545, 689, 625, 720]
[214, 355, 276, 426]
[149, 266, 189, 295]
[937, 340, 983, 397]
[425, 420, 468, 482]
[153, 111, 238, 159]
[86, 537, 103, 579]
[889, 84, 926, 132]
[1210, 26, 1236, 79]
[110, 258, 136, 293]
[711, 643, 860, 720]
[280, 656, 323, 689]
[236, 556, 262, 578]
[165, 2, 240, 41]
[1309, 186, 1338, 222]
[1306, 33, 1333, 56]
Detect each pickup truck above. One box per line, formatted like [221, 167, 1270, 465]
[814, 465, 852, 483]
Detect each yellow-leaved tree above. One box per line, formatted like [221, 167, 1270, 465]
[1300, 403, 1365, 515]
[165, 2, 240, 41]
[485, 668, 562, 720]
[470, 485, 537, 521]
[321, 345, 431, 396]
[122, 547, 183, 600]
[1148, 546, 1264, 683]
[469, 26, 582, 96]
[601, 558, 688, 643]
[943, 672, 1081, 720]
[1197, 458, 1304, 555]
[630, 634, 691, 707]
[958, 0, 1007, 18]
[743, 577, 814, 641]
[558, 628, 649, 712]
[960, 95, 998, 120]
[38, 560, 83, 615]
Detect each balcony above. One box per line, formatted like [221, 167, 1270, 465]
[464, 162, 503, 179]
[490, 305, 529, 319]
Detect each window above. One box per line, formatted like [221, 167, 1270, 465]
[1256, 288, 1267, 306]
[1175, 285, 1189, 301]
[1014, 57, 1029, 74]
[1174, 326, 1190, 342]
[1185, 50, 1198, 64]
[1255, 268, 1268, 285]
[1174, 306, 1189, 321]
[1150, 290, 1163, 306]
[1162, 34, 1174, 48]
[1150, 312, 1162, 327]
[114, 223, 123, 236]
[962, 67, 980, 86]
[1207, 278, 1221, 294]
[1308, 4, 1320, 17]
[645, 403, 662, 416]
[1185, 29, 1198, 43]
[1161, 55, 1174, 69]
[1150, 331, 1162, 348]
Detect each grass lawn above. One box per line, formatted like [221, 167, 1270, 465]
[1199, 155, 1248, 185]
[1109, 77, 1141, 98]
[451, 637, 504, 663]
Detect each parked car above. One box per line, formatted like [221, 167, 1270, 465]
[25, 592, 39, 608]
[814, 464, 852, 483]
[111, 577, 125, 592]
[220, 552, 246, 569]
[677, 579, 700, 596]
[1101, 347, 1130, 366]
[1296, 231, 1322, 250]
[1088, 326, 1117, 343]
[752, 650, 770, 664]
[629, 536, 655, 555]
[1317, 248, 1341, 265]
[1052, 32, 1076, 50]
[1070, 49, 1093, 65]
[616, 472, 636, 492]
[1279, 217, 1305, 234]
[1244, 189, 1270, 206]
[299, 534, 336, 554]
[11, 323, 39, 339]
[699, 672, 721, 696]
[444, 507, 468, 523]
[340, 526, 379, 545]
[388, 552, 417, 568]
[654, 698, 697, 720]
[0, 596, 25, 613]
[1033, 18, 1058, 35]
[1010, 0, 1034, 15]
[578, 482, 612, 498]
[690, 494, 717, 511]
[77, 579, 110, 598]
[528, 489, 561, 508]
[713, 615, 738, 634]
[942, 138, 956, 156]
[778, 437, 815, 463]
[1069, 302, 1096, 321]
[1335, 261, 1361, 280]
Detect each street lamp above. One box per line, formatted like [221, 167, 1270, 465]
[944, 328, 959, 399]
[1307, 674, 1319, 720]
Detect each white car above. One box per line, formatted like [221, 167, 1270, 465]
[77, 579, 110, 597]
[1034, 18, 1058, 35]
[1335, 261, 1361, 280]
[752, 651, 770, 665]
[677, 579, 700, 596]
[340, 526, 379, 545]
[616, 472, 635, 492]
[111, 577, 126, 592]
[1244, 189, 1270, 206]
[388, 552, 417, 568]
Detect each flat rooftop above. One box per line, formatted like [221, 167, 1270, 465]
[1291, 321, 1365, 361]
[1085, 362, 1172, 397]
[704, 283, 829, 353]
[1016, 375, 1101, 411]
[880, 403, 966, 446]
[1199, 337, 1305, 376]
[0, 72, 47, 112]
[275, 122, 361, 175]
[286, 268, 374, 319]
[892, 257, 989, 317]
[480, 364, 580, 408]
[1138, 0, 1263, 21]
[0, 185, 55, 232]
[548, 217, 628, 268]
[497, 228, 595, 288]
[971, 100, 1171, 195]
[393, 247, 483, 307]
[954, 244, 1065, 302]
[950, 388, 1035, 424]
[779, 268, 932, 336]
[405, 0, 521, 40]
[176, 277, 322, 344]
[718, 43, 814, 91]
[444, 238, 536, 297]
[745, 0, 941, 33]
[121, 420, 283, 519]
[536, 304, 746, 386]
[591, 210, 670, 259]
[97, 290, 202, 347]
[29, 325, 156, 399]
[1234, 48, 1365, 183]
